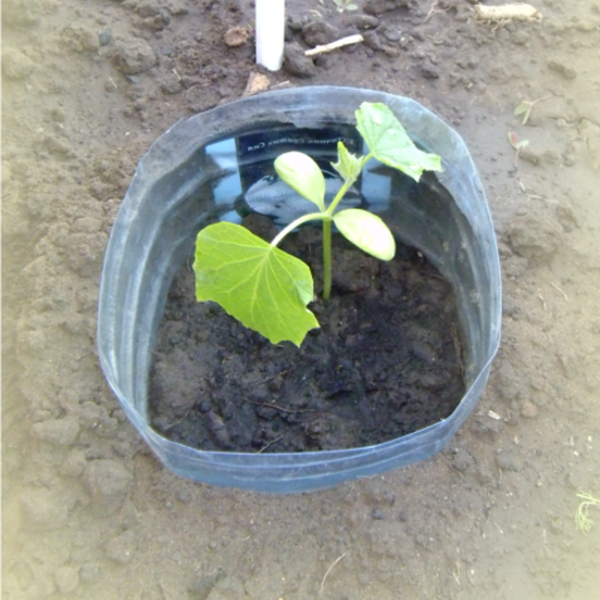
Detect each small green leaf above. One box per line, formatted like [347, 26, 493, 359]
[514, 102, 532, 125]
[274, 151, 326, 211]
[508, 131, 529, 150]
[333, 209, 396, 261]
[356, 102, 443, 181]
[514, 102, 529, 116]
[194, 222, 319, 346]
[331, 141, 363, 184]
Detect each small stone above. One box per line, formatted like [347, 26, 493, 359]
[98, 28, 113, 46]
[55, 565, 79, 595]
[161, 71, 182, 95]
[451, 448, 474, 472]
[302, 19, 340, 47]
[140, 14, 170, 31]
[362, 30, 383, 51]
[519, 147, 541, 166]
[520, 399, 538, 418]
[383, 28, 402, 42]
[85, 459, 134, 516]
[283, 42, 316, 78]
[548, 59, 577, 79]
[343, 14, 380, 29]
[114, 38, 157, 75]
[136, 2, 164, 18]
[31, 417, 80, 446]
[242, 72, 270, 97]
[421, 63, 440, 80]
[224, 26, 248, 47]
[371, 507, 385, 520]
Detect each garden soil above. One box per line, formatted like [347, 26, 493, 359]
[3, 1, 600, 599]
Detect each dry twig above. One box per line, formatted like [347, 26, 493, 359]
[305, 34, 363, 57]
[320, 552, 347, 594]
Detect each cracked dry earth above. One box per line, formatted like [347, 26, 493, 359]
[3, 0, 600, 599]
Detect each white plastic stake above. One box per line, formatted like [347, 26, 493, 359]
[255, 0, 285, 71]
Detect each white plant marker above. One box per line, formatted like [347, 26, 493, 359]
[255, 0, 285, 71]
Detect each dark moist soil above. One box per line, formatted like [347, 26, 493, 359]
[149, 216, 465, 453]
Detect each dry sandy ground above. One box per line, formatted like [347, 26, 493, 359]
[3, 1, 600, 598]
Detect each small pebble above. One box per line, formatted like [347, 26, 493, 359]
[520, 399, 538, 418]
[98, 28, 113, 46]
[371, 507, 385, 520]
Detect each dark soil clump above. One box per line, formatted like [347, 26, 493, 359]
[149, 225, 465, 453]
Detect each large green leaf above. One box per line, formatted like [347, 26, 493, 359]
[333, 209, 396, 261]
[274, 151, 326, 211]
[194, 222, 319, 346]
[356, 102, 443, 181]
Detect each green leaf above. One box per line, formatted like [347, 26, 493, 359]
[194, 222, 319, 346]
[274, 151, 326, 211]
[508, 131, 529, 150]
[514, 102, 529, 116]
[514, 102, 532, 125]
[331, 141, 364, 184]
[333, 209, 396, 261]
[356, 102, 443, 181]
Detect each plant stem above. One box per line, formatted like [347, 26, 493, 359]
[272, 152, 374, 301]
[320, 152, 373, 300]
[270, 211, 324, 248]
[322, 217, 333, 300]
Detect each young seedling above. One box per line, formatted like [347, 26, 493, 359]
[575, 491, 600, 534]
[513, 95, 550, 125]
[194, 102, 442, 346]
[333, 0, 359, 13]
[508, 131, 529, 166]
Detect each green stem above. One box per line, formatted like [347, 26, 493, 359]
[270, 211, 325, 248]
[322, 217, 333, 300]
[272, 152, 374, 300]
[320, 153, 373, 299]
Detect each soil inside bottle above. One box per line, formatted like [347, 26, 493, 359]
[148, 215, 465, 453]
